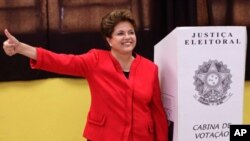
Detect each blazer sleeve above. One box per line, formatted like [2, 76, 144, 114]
[151, 66, 169, 141]
[30, 48, 98, 78]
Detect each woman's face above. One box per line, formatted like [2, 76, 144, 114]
[106, 21, 136, 55]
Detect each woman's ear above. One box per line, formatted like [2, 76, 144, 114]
[106, 37, 112, 47]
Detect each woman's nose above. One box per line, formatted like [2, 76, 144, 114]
[124, 33, 131, 39]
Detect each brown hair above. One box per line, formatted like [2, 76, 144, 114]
[100, 9, 136, 38]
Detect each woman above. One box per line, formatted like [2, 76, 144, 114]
[3, 9, 168, 141]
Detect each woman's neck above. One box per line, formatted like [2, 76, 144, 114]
[111, 50, 135, 72]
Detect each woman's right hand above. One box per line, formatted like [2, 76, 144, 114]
[2, 29, 37, 60]
[3, 29, 21, 56]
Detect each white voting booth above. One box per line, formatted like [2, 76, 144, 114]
[154, 26, 247, 141]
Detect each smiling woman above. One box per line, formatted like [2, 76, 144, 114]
[2, 9, 169, 141]
[106, 21, 136, 72]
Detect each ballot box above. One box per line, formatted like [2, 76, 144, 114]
[154, 26, 247, 141]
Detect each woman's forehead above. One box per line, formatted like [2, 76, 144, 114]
[113, 21, 135, 30]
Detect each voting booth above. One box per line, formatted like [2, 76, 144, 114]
[154, 26, 247, 141]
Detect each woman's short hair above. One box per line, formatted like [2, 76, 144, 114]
[100, 9, 136, 38]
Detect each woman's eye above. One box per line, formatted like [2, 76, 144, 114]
[115, 30, 134, 36]
[117, 32, 124, 35]
[128, 31, 135, 35]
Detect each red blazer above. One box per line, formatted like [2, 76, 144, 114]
[31, 48, 168, 141]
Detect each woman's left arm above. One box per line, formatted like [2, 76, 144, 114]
[151, 66, 169, 141]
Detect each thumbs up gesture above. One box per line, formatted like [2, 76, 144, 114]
[3, 29, 21, 56]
